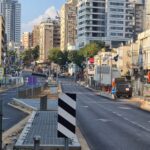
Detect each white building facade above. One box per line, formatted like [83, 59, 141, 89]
[77, 0, 144, 48]
[77, 0, 106, 48]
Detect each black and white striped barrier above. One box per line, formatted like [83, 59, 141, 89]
[57, 93, 76, 139]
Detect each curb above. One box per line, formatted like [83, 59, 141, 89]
[0, 84, 24, 94]
[80, 83, 113, 100]
[11, 98, 37, 111]
[3, 116, 30, 144]
[95, 92, 113, 100]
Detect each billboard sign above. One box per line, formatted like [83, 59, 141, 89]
[27, 76, 37, 85]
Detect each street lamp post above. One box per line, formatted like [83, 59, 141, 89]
[3, 52, 7, 88]
[98, 53, 102, 92]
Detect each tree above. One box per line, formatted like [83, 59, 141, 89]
[32, 45, 39, 60]
[68, 51, 78, 63]
[80, 42, 105, 58]
[20, 45, 40, 66]
[48, 48, 67, 66]
[68, 50, 84, 68]
[20, 49, 32, 65]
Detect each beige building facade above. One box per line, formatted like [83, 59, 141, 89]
[138, 29, 150, 71]
[144, 0, 150, 30]
[39, 18, 60, 62]
[60, 0, 77, 51]
[22, 32, 32, 50]
[115, 29, 150, 75]
[115, 41, 139, 76]
[0, 16, 5, 65]
[32, 25, 40, 48]
[53, 20, 60, 48]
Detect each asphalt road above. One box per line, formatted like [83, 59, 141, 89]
[2, 88, 27, 131]
[2, 72, 47, 131]
[61, 78, 150, 150]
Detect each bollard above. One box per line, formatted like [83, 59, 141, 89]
[33, 136, 41, 150]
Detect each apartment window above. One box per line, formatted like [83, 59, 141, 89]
[93, 8, 105, 13]
[92, 27, 105, 31]
[93, 14, 105, 19]
[117, 33, 123, 36]
[110, 8, 124, 12]
[110, 27, 123, 30]
[110, 2, 124, 6]
[93, 20, 105, 25]
[110, 20, 124, 24]
[92, 33, 104, 37]
[86, 2, 90, 6]
[93, 2, 105, 7]
[110, 15, 124, 18]
[110, 33, 116, 36]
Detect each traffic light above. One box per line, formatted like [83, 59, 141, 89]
[148, 71, 150, 83]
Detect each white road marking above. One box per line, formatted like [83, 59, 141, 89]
[80, 106, 88, 108]
[96, 118, 111, 122]
[96, 103, 150, 133]
[119, 107, 132, 110]
[3, 117, 9, 120]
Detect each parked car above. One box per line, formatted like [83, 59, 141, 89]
[115, 78, 132, 98]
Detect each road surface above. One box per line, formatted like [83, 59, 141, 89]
[2, 72, 47, 131]
[2, 88, 27, 131]
[61, 78, 150, 150]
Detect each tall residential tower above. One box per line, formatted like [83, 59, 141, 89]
[77, 0, 144, 48]
[0, 0, 21, 43]
[60, 0, 77, 51]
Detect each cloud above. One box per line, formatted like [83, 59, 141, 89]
[22, 6, 58, 33]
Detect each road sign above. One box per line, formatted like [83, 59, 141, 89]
[57, 93, 76, 139]
[0, 68, 4, 79]
[27, 76, 37, 85]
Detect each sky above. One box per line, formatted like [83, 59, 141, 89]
[20, 0, 66, 33]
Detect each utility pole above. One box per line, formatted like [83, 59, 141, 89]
[130, 0, 137, 95]
[99, 54, 101, 92]
[131, 0, 136, 74]
[110, 52, 113, 88]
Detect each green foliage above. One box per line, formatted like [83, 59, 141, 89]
[80, 42, 105, 58]
[47, 41, 106, 69]
[20, 49, 32, 65]
[32, 45, 40, 60]
[68, 50, 84, 68]
[20, 45, 40, 65]
[48, 48, 68, 66]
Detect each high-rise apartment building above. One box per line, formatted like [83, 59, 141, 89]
[0, 0, 21, 43]
[77, 0, 144, 48]
[60, 0, 77, 51]
[0, 15, 5, 65]
[39, 18, 60, 62]
[144, 0, 150, 30]
[22, 32, 32, 50]
[32, 25, 40, 48]
[53, 20, 60, 48]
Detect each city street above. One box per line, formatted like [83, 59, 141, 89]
[2, 72, 46, 131]
[61, 78, 150, 150]
[2, 87, 27, 131]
